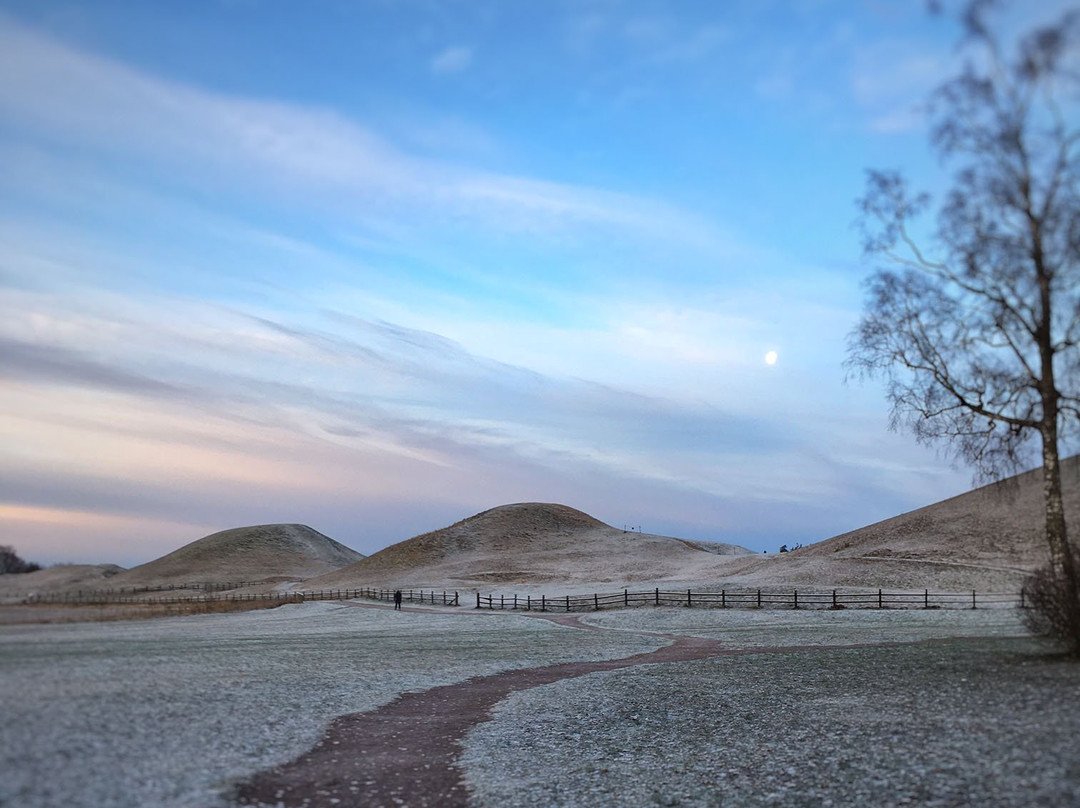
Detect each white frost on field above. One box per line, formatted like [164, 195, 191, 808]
[462, 610, 1073, 808]
[579, 605, 1029, 648]
[0, 602, 658, 808]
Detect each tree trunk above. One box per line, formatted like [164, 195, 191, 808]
[1041, 416, 1080, 655]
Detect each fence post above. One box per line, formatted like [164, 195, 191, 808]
[594, 593, 599, 611]
[793, 590, 798, 610]
[514, 594, 518, 610]
[565, 595, 570, 612]
[722, 589, 726, 608]
[655, 587, 660, 606]
[500, 595, 505, 610]
[624, 589, 629, 607]
[527, 595, 531, 611]
[541, 594, 546, 611]
[972, 590, 976, 610]
[686, 589, 692, 608]
[476, 592, 480, 609]
[878, 589, 883, 609]
[832, 589, 837, 608]
[757, 589, 761, 608]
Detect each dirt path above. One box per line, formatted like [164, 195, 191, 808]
[229, 603, 871, 808]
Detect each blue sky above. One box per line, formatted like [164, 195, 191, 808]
[0, 1, 1066, 565]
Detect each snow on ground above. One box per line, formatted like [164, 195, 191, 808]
[0, 601, 657, 808]
[463, 612, 1080, 808]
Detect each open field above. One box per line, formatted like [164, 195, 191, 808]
[0, 598, 298, 625]
[2, 602, 1077, 807]
[464, 633, 1080, 807]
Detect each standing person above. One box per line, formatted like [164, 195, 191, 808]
[393, 589, 402, 610]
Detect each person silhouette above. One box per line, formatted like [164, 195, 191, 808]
[393, 590, 402, 610]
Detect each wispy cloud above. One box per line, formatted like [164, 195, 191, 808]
[849, 41, 950, 133]
[431, 45, 473, 74]
[0, 10, 980, 565]
[0, 16, 713, 245]
[868, 107, 926, 134]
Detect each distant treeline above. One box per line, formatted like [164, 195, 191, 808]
[0, 546, 41, 574]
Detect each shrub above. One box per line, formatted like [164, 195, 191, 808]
[1021, 565, 1080, 654]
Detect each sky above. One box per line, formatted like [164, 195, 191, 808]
[0, 0, 1069, 566]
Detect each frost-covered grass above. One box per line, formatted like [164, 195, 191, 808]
[464, 611, 1079, 808]
[0, 602, 657, 808]
[5, 602, 1063, 808]
[579, 604, 1029, 648]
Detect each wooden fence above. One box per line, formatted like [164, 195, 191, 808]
[23, 587, 460, 608]
[475, 588, 1024, 612]
[19, 585, 1022, 613]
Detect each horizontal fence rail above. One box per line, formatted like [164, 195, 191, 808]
[15, 585, 1024, 614]
[20, 587, 460, 608]
[474, 588, 1025, 612]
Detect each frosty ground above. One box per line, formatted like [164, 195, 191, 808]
[2, 602, 1077, 808]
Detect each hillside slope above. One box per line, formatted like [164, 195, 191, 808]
[306, 503, 754, 589]
[718, 455, 1080, 591]
[0, 564, 125, 601]
[113, 524, 364, 587]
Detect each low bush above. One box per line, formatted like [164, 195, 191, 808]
[1021, 565, 1080, 654]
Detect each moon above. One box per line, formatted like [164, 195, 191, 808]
[764, 350, 778, 365]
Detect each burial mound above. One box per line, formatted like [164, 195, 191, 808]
[114, 523, 363, 587]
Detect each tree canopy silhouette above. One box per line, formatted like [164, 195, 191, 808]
[0, 545, 41, 575]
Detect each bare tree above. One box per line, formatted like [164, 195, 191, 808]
[0, 545, 41, 574]
[848, 3, 1080, 653]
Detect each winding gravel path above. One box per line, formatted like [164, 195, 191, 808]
[231, 605, 927, 808]
[232, 608, 723, 807]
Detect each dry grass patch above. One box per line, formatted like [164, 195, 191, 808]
[0, 597, 296, 625]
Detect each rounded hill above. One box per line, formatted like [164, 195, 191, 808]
[114, 524, 364, 587]
[306, 503, 755, 589]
